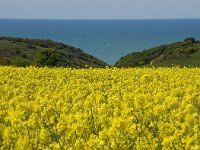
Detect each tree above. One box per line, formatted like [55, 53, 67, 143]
[37, 48, 58, 66]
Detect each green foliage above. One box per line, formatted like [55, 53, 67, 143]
[0, 57, 10, 65]
[21, 54, 27, 58]
[138, 60, 145, 65]
[0, 37, 108, 68]
[115, 45, 166, 67]
[115, 38, 200, 67]
[27, 44, 36, 49]
[184, 37, 196, 43]
[36, 48, 58, 66]
[10, 57, 32, 67]
[15, 50, 21, 55]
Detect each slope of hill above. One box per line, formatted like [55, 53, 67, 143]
[115, 38, 200, 67]
[0, 37, 108, 67]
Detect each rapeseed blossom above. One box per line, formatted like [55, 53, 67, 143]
[0, 66, 200, 149]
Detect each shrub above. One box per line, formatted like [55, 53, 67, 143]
[15, 50, 21, 55]
[36, 48, 58, 66]
[10, 57, 32, 67]
[184, 37, 196, 43]
[21, 54, 27, 58]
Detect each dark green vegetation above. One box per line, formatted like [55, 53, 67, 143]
[0, 37, 108, 67]
[115, 38, 200, 67]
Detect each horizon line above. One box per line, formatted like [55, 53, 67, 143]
[0, 17, 200, 20]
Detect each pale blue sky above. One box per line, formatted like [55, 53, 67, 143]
[0, 0, 199, 19]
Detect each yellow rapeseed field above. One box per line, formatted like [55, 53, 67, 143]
[0, 66, 200, 149]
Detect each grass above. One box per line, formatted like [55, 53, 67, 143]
[0, 37, 108, 67]
[115, 38, 200, 67]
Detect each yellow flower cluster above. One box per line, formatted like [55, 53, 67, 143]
[0, 66, 200, 149]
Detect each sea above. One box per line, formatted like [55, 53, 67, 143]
[1, 19, 200, 65]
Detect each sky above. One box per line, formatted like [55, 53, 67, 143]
[0, 0, 200, 19]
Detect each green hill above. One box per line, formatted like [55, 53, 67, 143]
[115, 38, 200, 67]
[0, 37, 108, 67]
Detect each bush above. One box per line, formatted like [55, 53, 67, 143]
[27, 44, 36, 49]
[10, 57, 32, 67]
[138, 60, 146, 65]
[184, 37, 196, 43]
[0, 57, 10, 65]
[21, 54, 27, 58]
[36, 48, 58, 66]
[15, 50, 21, 55]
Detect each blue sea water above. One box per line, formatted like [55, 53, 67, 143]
[0, 19, 200, 65]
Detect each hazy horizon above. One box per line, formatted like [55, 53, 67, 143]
[1, 18, 200, 20]
[0, 0, 199, 19]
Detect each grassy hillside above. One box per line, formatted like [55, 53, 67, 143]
[0, 37, 108, 67]
[115, 38, 200, 67]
